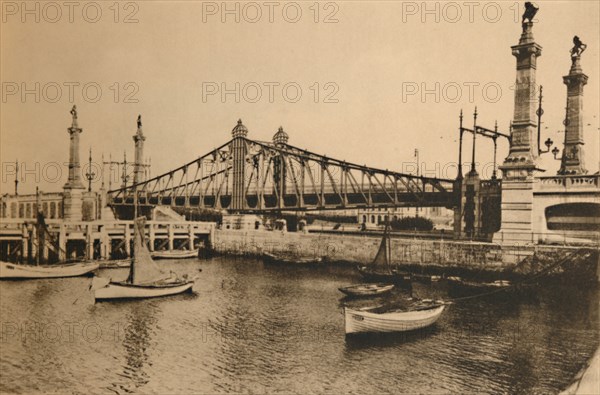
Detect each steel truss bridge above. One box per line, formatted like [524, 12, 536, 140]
[108, 125, 458, 213]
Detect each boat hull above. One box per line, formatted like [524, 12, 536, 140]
[98, 259, 131, 269]
[0, 261, 99, 279]
[94, 280, 194, 300]
[151, 250, 198, 259]
[357, 266, 412, 286]
[263, 252, 323, 265]
[447, 277, 511, 296]
[338, 283, 394, 297]
[344, 305, 445, 334]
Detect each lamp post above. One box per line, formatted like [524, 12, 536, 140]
[414, 148, 420, 217]
[85, 148, 95, 192]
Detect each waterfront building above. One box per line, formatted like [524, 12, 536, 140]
[357, 206, 454, 230]
[0, 109, 149, 223]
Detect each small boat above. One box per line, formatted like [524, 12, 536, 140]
[263, 252, 323, 265]
[151, 249, 199, 259]
[97, 258, 131, 269]
[357, 223, 411, 286]
[344, 304, 445, 335]
[0, 260, 99, 279]
[446, 276, 511, 295]
[0, 212, 99, 279]
[338, 283, 394, 297]
[94, 217, 196, 301]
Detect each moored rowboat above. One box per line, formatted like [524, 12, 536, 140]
[98, 259, 131, 269]
[338, 283, 394, 297]
[94, 280, 194, 300]
[263, 252, 323, 265]
[151, 249, 198, 259]
[344, 305, 445, 334]
[447, 276, 511, 295]
[0, 260, 99, 279]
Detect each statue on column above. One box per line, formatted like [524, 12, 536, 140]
[70, 105, 77, 120]
[522, 2, 539, 25]
[570, 36, 587, 58]
[137, 115, 142, 129]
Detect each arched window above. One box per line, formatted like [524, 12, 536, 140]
[43, 202, 49, 216]
[19, 203, 24, 218]
[377, 215, 382, 224]
[26, 203, 31, 218]
[370, 215, 375, 223]
[11, 202, 17, 218]
[362, 215, 367, 223]
[50, 202, 56, 219]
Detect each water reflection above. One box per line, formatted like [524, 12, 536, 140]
[344, 326, 440, 350]
[107, 302, 159, 394]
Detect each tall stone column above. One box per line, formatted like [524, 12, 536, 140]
[133, 115, 146, 185]
[231, 119, 248, 211]
[558, 37, 588, 175]
[63, 105, 85, 221]
[505, 22, 542, 168]
[494, 17, 542, 245]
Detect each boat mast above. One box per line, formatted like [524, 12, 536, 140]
[127, 183, 138, 284]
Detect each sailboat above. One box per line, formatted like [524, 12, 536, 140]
[93, 217, 195, 300]
[356, 222, 411, 285]
[0, 212, 98, 280]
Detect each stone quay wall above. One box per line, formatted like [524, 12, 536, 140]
[212, 229, 599, 280]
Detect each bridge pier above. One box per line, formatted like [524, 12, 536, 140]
[0, 219, 214, 263]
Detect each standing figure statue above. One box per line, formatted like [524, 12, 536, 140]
[570, 36, 587, 58]
[137, 115, 142, 128]
[70, 105, 78, 120]
[522, 2, 539, 25]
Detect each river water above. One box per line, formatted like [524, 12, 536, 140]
[1, 256, 598, 394]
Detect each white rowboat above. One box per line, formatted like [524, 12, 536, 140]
[338, 283, 395, 297]
[94, 280, 194, 300]
[98, 259, 131, 269]
[151, 249, 198, 259]
[344, 305, 445, 334]
[0, 260, 99, 279]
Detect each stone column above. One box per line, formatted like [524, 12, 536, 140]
[495, 21, 542, 245]
[168, 223, 174, 250]
[82, 191, 97, 221]
[58, 224, 67, 261]
[86, 223, 94, 259]
[99, 225, 109, 259]
[133, 115, 146, 185]
[63, 106, 86, 221]
[558, 41, 588, 175]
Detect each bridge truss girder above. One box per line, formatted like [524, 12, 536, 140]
[108, 137, 458, 212]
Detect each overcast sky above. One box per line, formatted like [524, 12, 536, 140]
[1, 1, 599, 194]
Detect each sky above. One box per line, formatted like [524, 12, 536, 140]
[1, 0, 599, 194]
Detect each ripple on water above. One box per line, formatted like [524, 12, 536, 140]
[0, 257, 598, 394]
